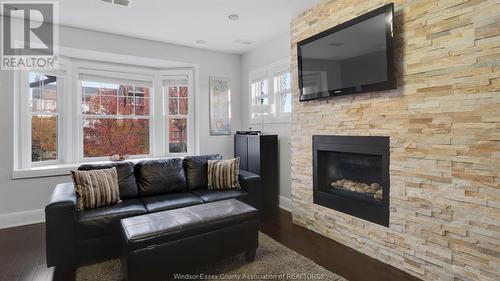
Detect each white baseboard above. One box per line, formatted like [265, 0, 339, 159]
[279, 195, 292, 212]
[0, 209, 45, 229]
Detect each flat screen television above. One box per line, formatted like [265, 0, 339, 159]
[297, 3, 395, 101]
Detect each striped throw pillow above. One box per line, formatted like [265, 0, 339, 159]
[71, 167, 122, 211]
[207, 158, 241, 190]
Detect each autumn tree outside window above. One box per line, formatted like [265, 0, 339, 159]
[79, 72, 153, 159]
[29, 72, 59, 163]
[15, 60, 195, 172]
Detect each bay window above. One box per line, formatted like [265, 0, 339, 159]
[14, 60, 195, 173]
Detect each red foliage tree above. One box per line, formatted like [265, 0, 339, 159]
[83, 86, 150, 158]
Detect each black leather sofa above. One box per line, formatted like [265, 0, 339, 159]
[45, 155, 261, 268]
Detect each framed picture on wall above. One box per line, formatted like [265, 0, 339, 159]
[209, 76, 231, 135]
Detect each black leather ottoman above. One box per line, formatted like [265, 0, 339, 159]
[120, 199, 259, 281]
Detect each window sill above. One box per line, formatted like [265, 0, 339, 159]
[11, 157, 174, 180]
[12, 164, 79, 179]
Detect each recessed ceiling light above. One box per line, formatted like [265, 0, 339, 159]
[196, 40, 207, 44]
[234, 39, 253, 45]
[228, 14, 239, 20]
[101, 0, 131, 7]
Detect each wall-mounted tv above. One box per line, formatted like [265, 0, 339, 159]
[297, 3, 395, 102]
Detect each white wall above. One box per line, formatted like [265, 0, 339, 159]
[0, 23, 241, 227]
[240, 31, 292, 209]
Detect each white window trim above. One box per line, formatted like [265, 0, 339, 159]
[13, 57, 197, 179]
[73, 60, 157, 162]
[249, 57, 291, 124]
[160, 69, 195, 157]
[16, 61, 70, 169]
[274, 69, 292, 120]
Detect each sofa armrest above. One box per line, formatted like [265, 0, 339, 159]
[239, 170, 262, 210]
[45, 182, 77, 267]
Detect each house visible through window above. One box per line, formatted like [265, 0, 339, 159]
[16, 61, 195, 171]
[80, 76, 152, 158]
[29, 72, 59, 163]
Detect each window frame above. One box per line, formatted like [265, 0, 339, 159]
[249, 58, 291, 124]
[250, 73, 271, 120]
[160, 70, 195, 157]
[14, 58, 196, 172]
[274, 70, 292, 119]
[75, 62, 156, 162]
[17, 66, 68, 169]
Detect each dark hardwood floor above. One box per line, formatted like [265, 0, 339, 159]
[0, 208, 420, 281]
[260, 208, 420, 281]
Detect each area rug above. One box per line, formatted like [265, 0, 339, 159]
[76, 233, 347, 281]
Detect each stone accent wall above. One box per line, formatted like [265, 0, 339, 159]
[290, 1, 499, 280]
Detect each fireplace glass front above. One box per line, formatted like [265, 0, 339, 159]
[317, 151, 384, 203]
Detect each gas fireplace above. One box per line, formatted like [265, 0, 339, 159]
[313, 135, 389, 226]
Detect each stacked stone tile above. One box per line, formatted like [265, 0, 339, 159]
[290, 0, 499, 280]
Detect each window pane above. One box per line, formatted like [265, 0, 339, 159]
[31, 115, 57, 162]
[81, 79, 151, 159]
[100, 95, 118, 115]
[168, 118, 187, 153]
[118, 97, 134, 115]
[29, 72, 57, 113]
[277, 72, 291, 92]
[179, 86, 188, 97]
[179, 98, 188, 115]
[83, 118, 149, 157]
[134, 97, 149, 115]
[252, 79, 268, 105]
[169, 98, 178, 115]
[168, 86, 178, 97]
[82, 95, 100, 114]
[282, 92, 292, 113]
[100, 86, 118, 96]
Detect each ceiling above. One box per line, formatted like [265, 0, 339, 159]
[27, 0, 321, 54]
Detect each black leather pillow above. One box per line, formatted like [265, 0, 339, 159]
[135, 158, 187, 197]
[78, 162, 138, 199]
[183, 154, 222, 191]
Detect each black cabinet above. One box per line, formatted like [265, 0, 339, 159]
[235, 134, 278, 210]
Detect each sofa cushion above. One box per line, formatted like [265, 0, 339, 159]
[77, 199, 146, 239]
[191, 189, 248, 203]
[183, 154, 222, 191]
[78, 162, 138, 199]
[141, 193, 203, 213]
[121, 199, 259, 252]
[135, 158, 187, 197]
[207, 158, 241, 190]
[71, 167, 121, 211]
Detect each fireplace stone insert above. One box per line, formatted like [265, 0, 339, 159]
[313, 135, 389, 226]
